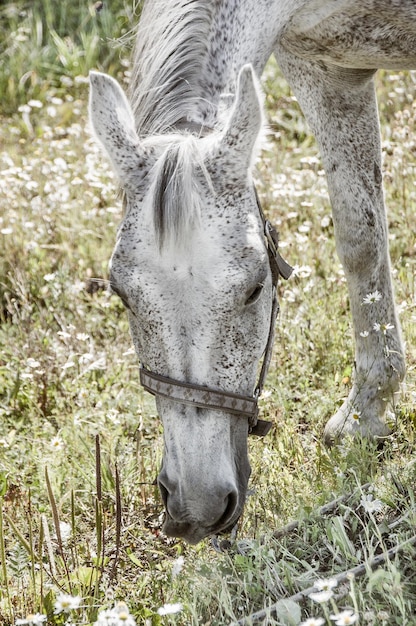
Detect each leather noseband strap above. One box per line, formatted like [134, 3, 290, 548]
[140, 366, 272, 437]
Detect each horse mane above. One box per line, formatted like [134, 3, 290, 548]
[128, 1, 217, 250]
[148, 134, 213, 250]
[129, 0, 215, 137]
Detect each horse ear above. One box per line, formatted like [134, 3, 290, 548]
[89, 71, 150, 183]
[216, 64, 264, 181]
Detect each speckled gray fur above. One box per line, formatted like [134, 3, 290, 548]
[89, 0, 415, 543]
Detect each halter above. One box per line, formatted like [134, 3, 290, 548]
[139, 187, 293, 437]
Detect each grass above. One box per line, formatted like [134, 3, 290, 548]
[0, 4, 416, 625]
[0, 0, 136, 115]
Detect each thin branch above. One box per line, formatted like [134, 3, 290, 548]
[273, 483, 371, 539]
[230, 535, 416, 626]
[109, 462, 122, 582]
[45, 467, 63, 553]
[45, 467, 72, 591]
[95, 434, 102, 503]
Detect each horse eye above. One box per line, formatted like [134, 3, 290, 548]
[245, 283, 264, 306]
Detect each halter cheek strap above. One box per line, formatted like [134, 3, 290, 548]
[139, 196, 293, 437]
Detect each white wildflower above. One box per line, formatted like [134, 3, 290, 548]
[78, 388, 89, 401]
[15, 614, 47, 625]
[106, 409, 120, 424]
[300, 618, 325, 626]
[315, 577, 338, 592]
[362, 290, 382, 305]
[308, 590, 334, 604]
[50, 436, 64, 451]
[330, 609, 359, 625]
[79, 353, 94, 366]
[333, 466, 345, 479]
[28, 99, 43, 108]
[61, 360, 76, 371]
[157, 603, 183, 616]
[172, 555, 185, 578]
[373, 322, 395, 334]
[76, 332, 90, 341]
[94, 610, 112, 626]
[95, 602, 136, 626]
[26, 358, 41, 369]
[60, 76, 74, 87]
[360, 494, 383, 513]
[359, 330, 369, 337]
[74, 75, 90, 86]
[54, 593, 82, 614]
[294, 265, 312, 278]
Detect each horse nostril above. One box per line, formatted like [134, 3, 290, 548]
[158, 476, 170, 509]
[218, 489, 239, 527]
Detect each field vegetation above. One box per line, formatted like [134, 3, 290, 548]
[0, 2, 415, 625]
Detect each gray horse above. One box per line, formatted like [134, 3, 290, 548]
[89, 0, 415, 544]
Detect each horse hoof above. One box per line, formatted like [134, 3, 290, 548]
[323, 402, 392, 445]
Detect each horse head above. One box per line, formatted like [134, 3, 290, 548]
[89, 66, 277, 544]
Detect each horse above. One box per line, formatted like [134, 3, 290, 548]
[89, 0, 415, 544]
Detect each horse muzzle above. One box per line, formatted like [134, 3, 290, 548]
[158, 476, 243, 544]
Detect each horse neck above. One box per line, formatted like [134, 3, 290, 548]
[198, 0, 280, 127]
[129, 0, 281, 135]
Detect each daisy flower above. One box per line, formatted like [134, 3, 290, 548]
[362, 290, 382, 304]
[28, 99, 43, 109]
[373, 322, 395, 334]
[95, 603, 136, 626]
[314, 577, 338, 592]
[50, 436, 64, 451]
[157, 602, 183, 616]
[76, 332, 90, 341]
[172, 555, 185, 578]
[113, 602, 135, 623]
[308, 590, 334, 604]
[54, 593, 82, 614]
[300, 617, 325, 626]
[26, 358, 41, 369]
[330, 609, 359, 625]
[360, 493, 383, 513]
[15, 614, 47, 625]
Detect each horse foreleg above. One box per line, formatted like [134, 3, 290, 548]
[274, 51, 406, 441]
